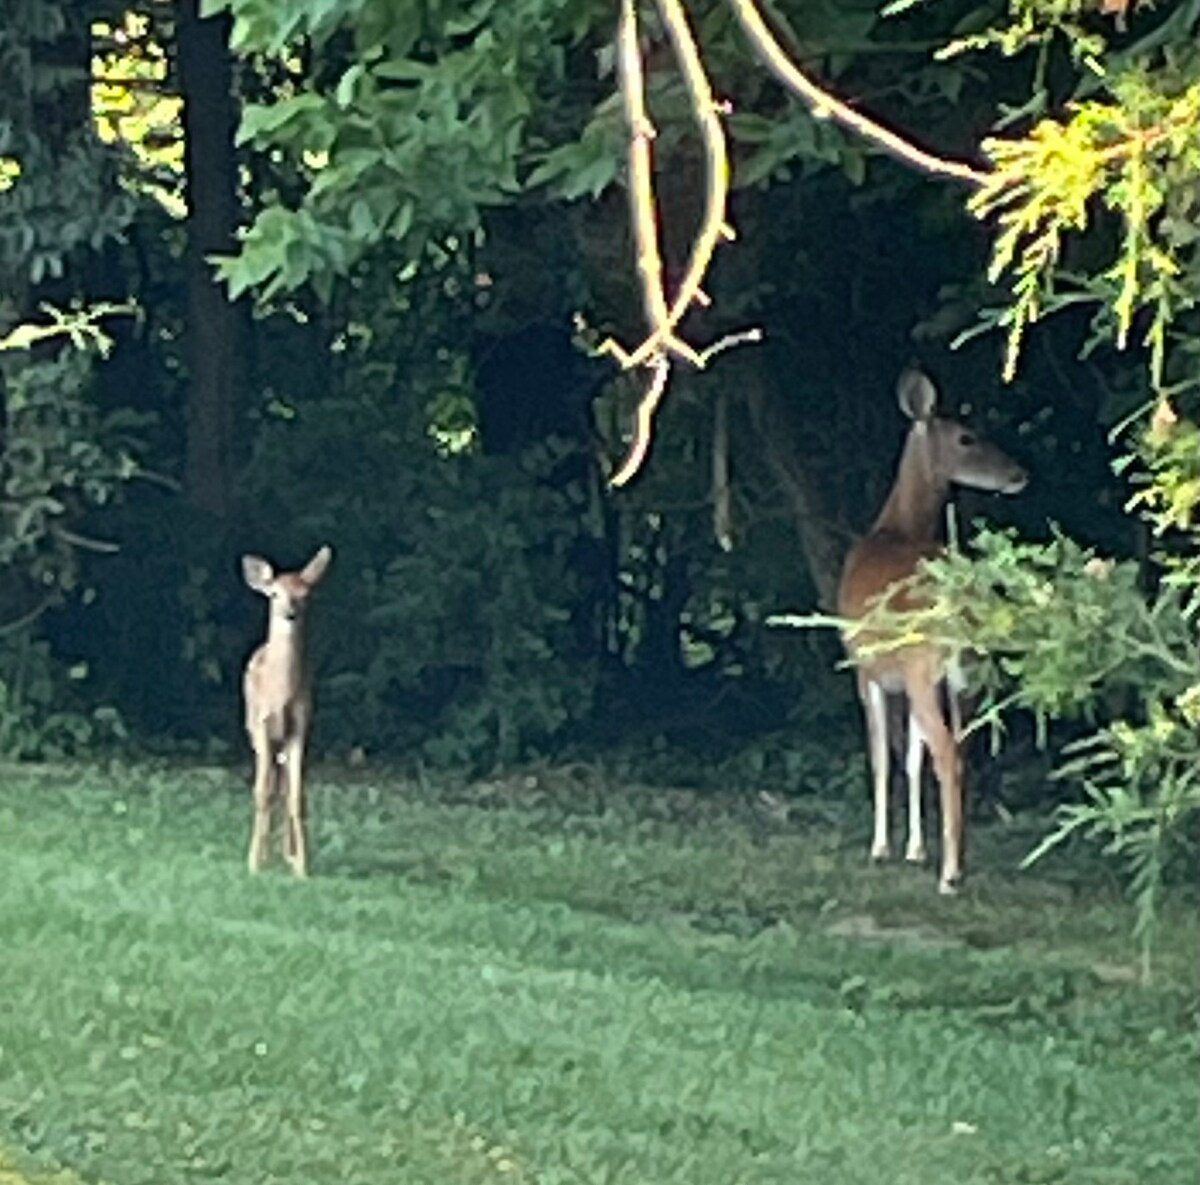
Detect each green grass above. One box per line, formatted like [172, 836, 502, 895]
[0, 761, 1196, 1185]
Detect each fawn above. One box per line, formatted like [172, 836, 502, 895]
[241, 545, 332, 876]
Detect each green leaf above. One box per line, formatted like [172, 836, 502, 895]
[335, 63, 366, 108]
[237, 94, 327, 147]
[390, 199, 415, 240]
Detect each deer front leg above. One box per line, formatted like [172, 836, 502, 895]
[248, 730, 275, 873]
[861, 677, 892, 861]
[282, 732, 309, 879]
[904, 713, 927, 864]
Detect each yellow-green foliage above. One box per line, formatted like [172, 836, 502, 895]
[843, 525, 1200, 973]
[972, 71, 1199, 382]
[90, 12, 184, 217]
[1135, 398, 1200, 537]
[934, 0, 1107, 63]
[1126, 396, 1200, 616]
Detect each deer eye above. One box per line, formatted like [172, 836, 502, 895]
[959, 431, 977, 447]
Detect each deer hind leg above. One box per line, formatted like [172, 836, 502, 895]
[282, 732, 309, 879]
[904, 670, 963, 894]
[859, 675, 892, 861]
[904, 710, 927, 864]
[248, 729, 276, 873]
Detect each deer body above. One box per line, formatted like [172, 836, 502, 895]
[242, 546, 332, 877]
[837, 371, 1025, 893]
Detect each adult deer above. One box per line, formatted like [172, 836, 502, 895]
[242, 545, 333, 877]
[837, 369, 1026, 894]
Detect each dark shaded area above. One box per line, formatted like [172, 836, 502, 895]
[473, 321, 610, 455]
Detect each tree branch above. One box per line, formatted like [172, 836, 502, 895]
[601, 0, 760, 490]
[609, 353, 671, 488]
[728, 0, 990, 187]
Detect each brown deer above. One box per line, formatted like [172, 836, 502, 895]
[837, 369, 1026, 894]
[241, 545, 333, 877]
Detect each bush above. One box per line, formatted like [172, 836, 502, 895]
[0, 631, 125, 759]
[856, 524, 1199, 976]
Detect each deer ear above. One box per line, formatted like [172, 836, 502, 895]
[897, 368, 937, 423]
[300, 545, 333, 587]
[241, 555, 275, 594]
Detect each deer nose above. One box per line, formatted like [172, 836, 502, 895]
[1004, 467, 1029, 493]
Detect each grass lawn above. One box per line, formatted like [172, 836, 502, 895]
[0, 761, 1196, 1185]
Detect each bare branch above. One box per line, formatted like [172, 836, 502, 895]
[613, 0, 674, 360]
[712, 389, 732, 551]
[622, 0, 735, 369]
[600, 2, 761, 488]
[0, 597, 55, 636]
[610, 353, 671, 488]
[728, 0, 990, 187]
[51, 525, 121, 554]
[600, 0, 984, 490]
[697, 326, 763, 365]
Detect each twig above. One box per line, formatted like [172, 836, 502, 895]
[610, 352, 671, 487]
[0, 596, 55, 636]
[609, 330, 763, 488]
[129, 466, 183, 492]
[51, 525, 121, 554]
[697, 326, 762, 364]
[712, 388, 732, 551]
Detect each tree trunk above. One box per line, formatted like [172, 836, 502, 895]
[177, 0, 244, 519]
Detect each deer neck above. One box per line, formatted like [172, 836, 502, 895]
[264, 615, 308, 686]
[871, 428, 949, 543]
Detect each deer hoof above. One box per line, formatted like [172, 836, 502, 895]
[904, 843, 927, 865]
[869, 842, 891, 863]
[937, 874, 961, 896]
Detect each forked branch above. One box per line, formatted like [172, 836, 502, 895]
[604, 0, 991, 489]
[602, 0, 759, 488]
